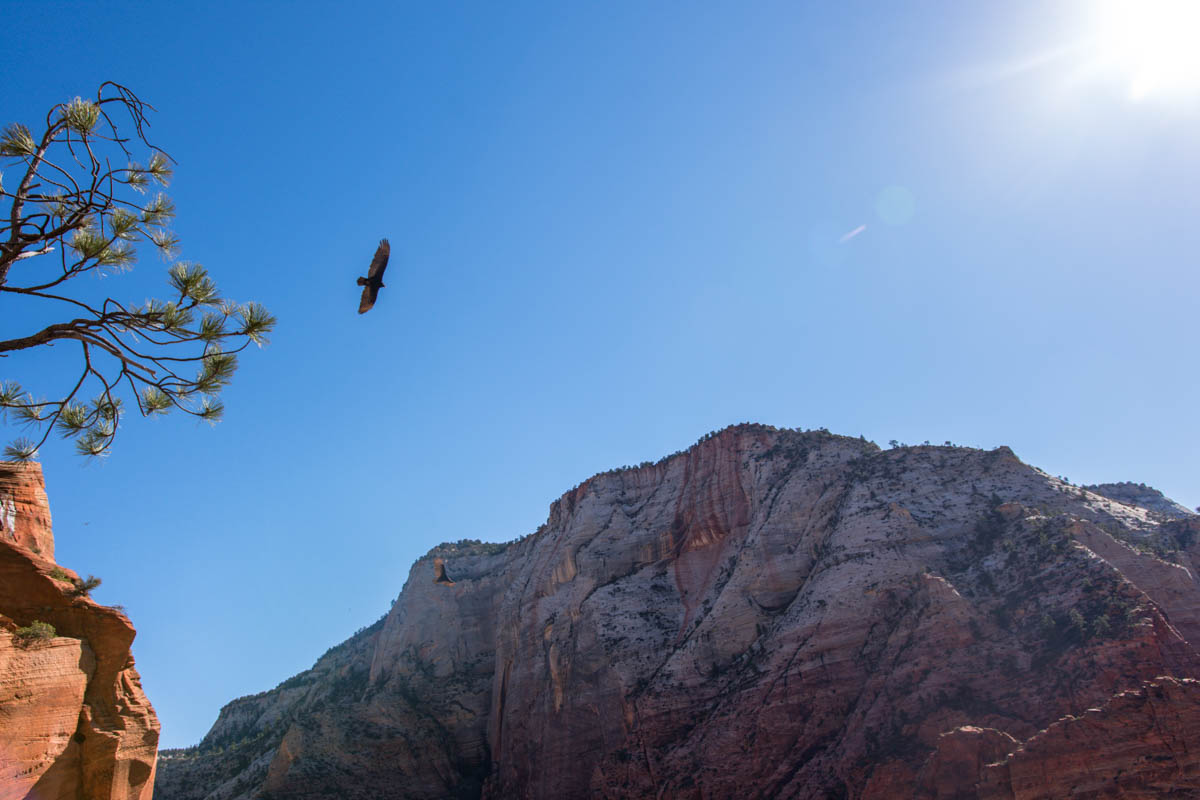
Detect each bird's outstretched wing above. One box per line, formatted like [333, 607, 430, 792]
[357, 284, 378, 314]
[357, 238, 391, 314]
[367, 239, 390, 281]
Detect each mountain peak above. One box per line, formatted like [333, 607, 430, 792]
[156, 426, 1200, 799]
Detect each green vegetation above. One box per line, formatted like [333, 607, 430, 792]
[951, 504, 1149, 675]
[0, 83, 275, 459]
[1178, 524, 1197, 550]
[13, 620, 56, 643]
[68, 574, 102, 597]
[427, 538, 509, 559]
[1131, 533, 1190, 563]
[47, 567, 102, 598]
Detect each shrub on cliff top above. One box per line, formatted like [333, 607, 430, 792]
[68, 574, 102, 597]
[13, 620, 56, 643]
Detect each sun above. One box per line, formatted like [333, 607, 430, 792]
[1091, 0, 1200, 99]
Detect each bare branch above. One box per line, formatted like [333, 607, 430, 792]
[10, 245, 53, 262]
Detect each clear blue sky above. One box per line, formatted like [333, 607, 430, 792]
[4, 1, 1197, 748]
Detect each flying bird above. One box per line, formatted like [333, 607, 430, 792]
[356, 238, 391, 314]
[433, 557, 455, 586]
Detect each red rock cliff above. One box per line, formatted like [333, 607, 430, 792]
[155, 426, 1200, 799]
[0, 461, 54, 559]
[0, 461, 159, 800]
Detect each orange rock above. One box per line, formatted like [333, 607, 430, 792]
[0, 461, 54, 559]
[0, 461, 158, 800]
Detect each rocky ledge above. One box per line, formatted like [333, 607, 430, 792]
[0, 462, 159, 800]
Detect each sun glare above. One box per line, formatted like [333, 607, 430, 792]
[1092, 0, 1200, 99]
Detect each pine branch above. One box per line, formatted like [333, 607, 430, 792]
[0, 83, 274, 458]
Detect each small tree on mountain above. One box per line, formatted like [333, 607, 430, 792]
[0, 83, 275, 459]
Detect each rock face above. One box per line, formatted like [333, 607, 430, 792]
[1084, 481, 1196, 520]
[155, 426, 1200, 799]
[0, 461, 55, 559]
[975, 676, 1200, 799]
[0, 461, 159, 800]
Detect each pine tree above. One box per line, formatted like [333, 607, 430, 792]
[0, 83, 275, 458]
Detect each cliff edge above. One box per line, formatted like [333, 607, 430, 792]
[0, 462, 159, 800]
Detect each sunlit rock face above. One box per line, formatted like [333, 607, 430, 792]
[0, 461, 55, 559]
[155, 425, 1200, 799]
[1084, 481, 1196, 520]
[0, 461, 159, 800]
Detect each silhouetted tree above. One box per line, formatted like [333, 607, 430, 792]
[0, 83, 275, 458]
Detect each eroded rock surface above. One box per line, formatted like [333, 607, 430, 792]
[0, 462, 159, 800]
[0, 461, 54, 559]
[155, 426, 1200, 799]
[978, 676, 1200, 799]
[1084, 481, 1196, 520]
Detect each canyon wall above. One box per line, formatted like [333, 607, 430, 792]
[156, 426, 1200, 799]
[0, 462, 159, 800]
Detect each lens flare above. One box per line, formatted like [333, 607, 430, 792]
[1093, 0, 1200, 98]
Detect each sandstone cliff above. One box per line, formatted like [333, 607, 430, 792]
[0, 460, 54, 559]
[0, 462, 159, 800]
[156, 426, 1200, 799]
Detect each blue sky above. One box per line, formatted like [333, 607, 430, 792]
[4, 1, 1197, 748]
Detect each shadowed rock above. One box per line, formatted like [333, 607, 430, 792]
[433, 557, 455, 586]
